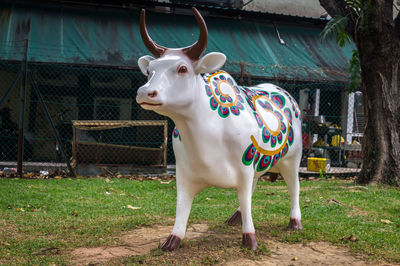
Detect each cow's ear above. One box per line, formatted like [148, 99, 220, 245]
[138, 55, 155, 76]
[194, 52, 226, 74]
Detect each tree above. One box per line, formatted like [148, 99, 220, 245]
[319, 0, 400, 186]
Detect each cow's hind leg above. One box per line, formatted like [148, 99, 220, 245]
[277, 158, 302, 230]
[225, 209, 242, 226]
[225, 178, 258, 226]
[237, 183, 258, 250]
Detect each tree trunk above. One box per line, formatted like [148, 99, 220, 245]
[355, 1, 400, 186]
[319, 0, 400, 186]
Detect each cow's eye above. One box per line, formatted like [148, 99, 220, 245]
[178, 65, 188, 74]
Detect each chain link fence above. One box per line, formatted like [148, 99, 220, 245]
[0, 54, 363, 176]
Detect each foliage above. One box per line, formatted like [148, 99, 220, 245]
[348, 49, 361, 91]
[345, 0, 362, 16]
[0, 177, 399, 264]
[320, 1, 362, 92]
[320, 16, 351, 47]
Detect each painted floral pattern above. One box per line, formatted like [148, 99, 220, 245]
[201, 71, 299, 173]
[203, 71, 245, 118]
[173, 127, 181, 141]
[241, 88, 296, 172]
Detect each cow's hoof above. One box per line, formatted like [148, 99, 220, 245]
[269, 173, 279, 182]
[225, 210, 242, 226]
[242, 233, 258, 250]
[161, 234, 181, 251]
[288, 218, 303, 230]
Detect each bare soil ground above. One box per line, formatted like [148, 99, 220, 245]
[70, 224, 209, 265]
[68, 223, 389, 265]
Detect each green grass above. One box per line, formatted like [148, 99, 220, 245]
[0, 177, 399, 264]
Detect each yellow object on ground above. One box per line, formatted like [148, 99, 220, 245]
[307, 157, 328, 172]
[331, 135, 345, 147]
[313, 138, 326, 147]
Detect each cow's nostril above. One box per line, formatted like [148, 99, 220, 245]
[148, 91, 158, 98]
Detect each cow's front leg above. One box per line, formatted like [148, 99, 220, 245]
[238, 184, 257, 250]
[161, 180, 202, 251]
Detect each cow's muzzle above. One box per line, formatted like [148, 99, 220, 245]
[136, 85, 162, 110]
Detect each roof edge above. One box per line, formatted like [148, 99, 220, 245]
[2, 0, 329, 26]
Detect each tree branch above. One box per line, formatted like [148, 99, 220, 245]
[319, 0, 348, 17]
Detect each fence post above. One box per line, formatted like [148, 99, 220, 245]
[17, 39, 28, 178]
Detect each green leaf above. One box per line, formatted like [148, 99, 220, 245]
[348, 49, 361, 92]
[345, 0, 362, 16]
[320, 16, 350, 47]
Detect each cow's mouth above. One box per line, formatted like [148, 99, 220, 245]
[139, 102, 162, 109]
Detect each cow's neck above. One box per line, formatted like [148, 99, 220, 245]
[170, 74, 215, 150]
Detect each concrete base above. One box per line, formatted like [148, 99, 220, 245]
[0, 161, 176, 177]
[0, 162, 361, 178]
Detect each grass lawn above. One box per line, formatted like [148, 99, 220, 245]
[0, 176, 399, 265]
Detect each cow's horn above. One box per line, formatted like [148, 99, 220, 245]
[140, 9, 167, 58]
[183, 7, 208, 60]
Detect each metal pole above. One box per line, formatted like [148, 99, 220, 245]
[17, 39, 28, 178]
[28, 72, 76, 177]
[163, 121, 168, 167]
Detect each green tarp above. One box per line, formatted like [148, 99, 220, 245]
[0, 4, 354, 82]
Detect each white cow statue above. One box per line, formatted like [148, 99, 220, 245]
[136, 8, 302, 251]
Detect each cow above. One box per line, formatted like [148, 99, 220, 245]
[136, 7, 302, 251]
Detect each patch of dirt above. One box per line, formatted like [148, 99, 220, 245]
[0, 219, 24, 241]
[322, 197, 369, 218]
[69, 223, 395, 265]
[347, 206, 369, 217]
[222, 241, 374, 266]
[70, 224, 209, 265]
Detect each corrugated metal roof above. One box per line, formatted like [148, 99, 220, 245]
[0, 4, 354, 82]
[7, 0, 330, 23]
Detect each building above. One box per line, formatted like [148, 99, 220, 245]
[0, 0, 360, 170]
